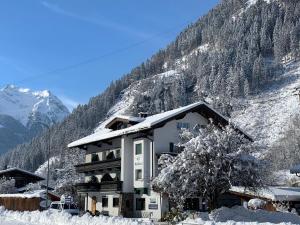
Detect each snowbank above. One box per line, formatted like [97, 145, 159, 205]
[0, 207, 152, 225]
[180, 206, 300, 225]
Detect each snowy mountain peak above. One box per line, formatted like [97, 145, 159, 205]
[0, 85, 69, 127]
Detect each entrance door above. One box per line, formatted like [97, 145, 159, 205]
[92, 196, 97, 215]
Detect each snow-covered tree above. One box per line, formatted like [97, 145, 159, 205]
[0, 177, 16, 194]
[152, 123, 263, 210]
[24, 182, 41, 192]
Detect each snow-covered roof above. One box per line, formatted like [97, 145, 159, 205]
[290, 164, 300, 174]
[230, 186, 300, 201]
[68, 101, 250, 148]
[0, 190, 45, 199]
[104, 115, 145, 129]
[0, 167, 45, 180]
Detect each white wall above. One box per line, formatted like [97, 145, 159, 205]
[133, 138, 151, 188]
[153, 112, 208, 154]
[85, 138, 121, 163]
[87, 193, 120, 216]
[133, 191, 168, 219]
[121, 136, 134, 192]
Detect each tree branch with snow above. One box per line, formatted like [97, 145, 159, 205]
[152, 122, 264, 210]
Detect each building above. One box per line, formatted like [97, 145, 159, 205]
[68, 102, 250, 219]
[0, 167, 60, 211]
[227, 186, 300, 213]
[0, 167, 44, 189]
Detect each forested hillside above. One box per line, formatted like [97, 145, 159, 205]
[1, 0, 300, 188]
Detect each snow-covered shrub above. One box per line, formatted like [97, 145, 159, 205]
[0, 177, 16, 194]
[162, 207, 189, 222]
[152, 123, 263, 210]
[248, 198, 266, 210]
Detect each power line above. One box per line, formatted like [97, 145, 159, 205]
[15, 16, 198, 85]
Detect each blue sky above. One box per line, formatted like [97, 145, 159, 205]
[0, 0, 219, 111]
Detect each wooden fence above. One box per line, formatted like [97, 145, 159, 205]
[0, 197, 41, 211]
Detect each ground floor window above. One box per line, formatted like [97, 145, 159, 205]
[102, 197, 108, 207]
[136, 198, 145, 210]
[113, 198, 119, 207]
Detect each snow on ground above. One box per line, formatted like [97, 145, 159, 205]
[0, 207, 151, 225]
[1, 206, 300, 225]
[232, 62, 300, 153]
[246, 0, 272, 8]
[233, 0, 274, 21]
[180, 206, 300, 225]
[175, 44, 210, 70]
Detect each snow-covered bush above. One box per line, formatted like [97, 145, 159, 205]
[248, 199, 266, 210]
[24, 182, 41, 192]
[152, 123, 263, 210]
[0, 177, 16, 194]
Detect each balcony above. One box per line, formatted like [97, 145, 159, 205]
[75, 158, 121, 174]
[76, 181, 123, 193]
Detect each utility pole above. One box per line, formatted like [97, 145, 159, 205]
[40, 122, 51, 209]
[46, 125, 51, 208]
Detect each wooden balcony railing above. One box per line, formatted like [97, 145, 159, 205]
[75, 158, 121, 173]
[75, 181, 123, 192]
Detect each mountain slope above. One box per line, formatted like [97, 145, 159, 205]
[0, 0, 300, 188]
[0, 85, 69, 154]
[233, 61, 300, 152]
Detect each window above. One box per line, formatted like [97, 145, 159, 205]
[135, 143, 142, 155]
[177, 122, 190, 130]
[102, 197, 108, 207]
[113, 198, 119, 207]
[136, 198, 145, 210]
[169, 142, 174, 152]
[135, 169, 143, 180]
[134, 188, 148, 195]
[115, 149, 121, 158]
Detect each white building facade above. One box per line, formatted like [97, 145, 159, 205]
[68, 102, 245, 219]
